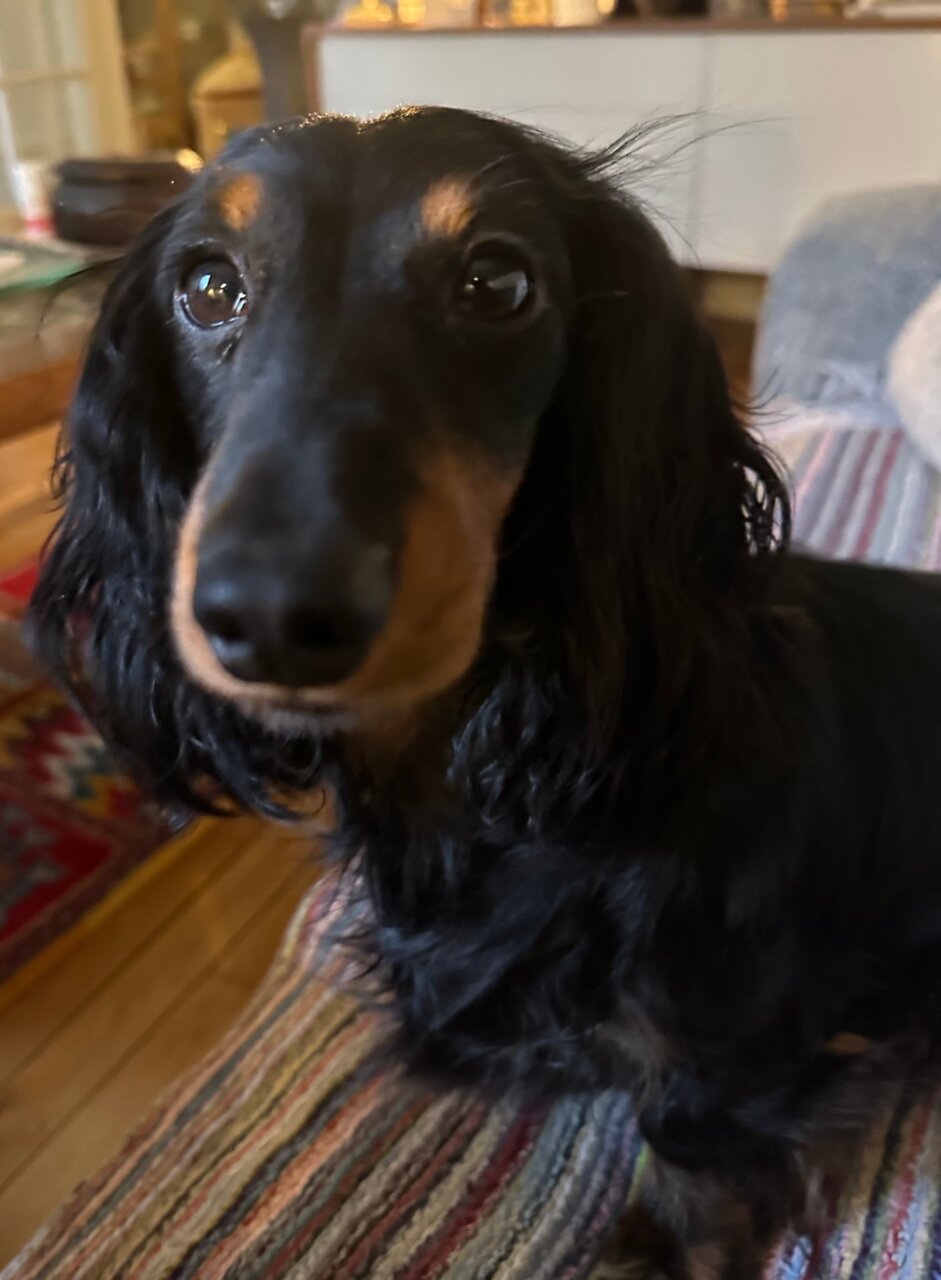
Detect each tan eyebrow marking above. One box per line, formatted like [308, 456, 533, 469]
[216, 172, 264, 232]
[421, 178, 473, 238]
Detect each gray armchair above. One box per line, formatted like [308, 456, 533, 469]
[753, 184, 941, 414]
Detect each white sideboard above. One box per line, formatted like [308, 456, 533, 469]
[307, 24, 941, 273]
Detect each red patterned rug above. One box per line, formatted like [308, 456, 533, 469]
[0, 563, 168, 981]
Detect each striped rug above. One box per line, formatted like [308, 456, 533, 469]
[6, 414, 941, 1280]
[773, 416, 941, 571]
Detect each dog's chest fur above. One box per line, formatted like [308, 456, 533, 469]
[336, 739, 771, 1102]
[331, 731, 666, 1095]
[368, 835, 663, 1095]
[335, 744, 928, 1116]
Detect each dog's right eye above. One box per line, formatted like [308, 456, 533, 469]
[180, 259, 249, 328]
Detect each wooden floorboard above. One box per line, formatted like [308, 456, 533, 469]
[0, 854, 314, 1259]
[0, 824, 312, 1190]
[0, 809, 316, 1266]
[0, 818, 220, 1020]
[0, 820, 257, 1082]
[0, 421, 60, 563]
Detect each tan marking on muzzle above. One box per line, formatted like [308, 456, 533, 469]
[334, 448, 520, 708]
[216, 172, 263, 232]
[170, 449, 522, 718]
[171, 468, 255, 701]
[824, 1032, 873, 1057]
[420, 178, 473, 238]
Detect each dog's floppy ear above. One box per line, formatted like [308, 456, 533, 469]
[29, 208, 317, 816]
[562, 200, 787, 593]
[497, 147, 790, 762]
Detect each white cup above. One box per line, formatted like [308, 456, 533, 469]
[11, 159, 53, 237]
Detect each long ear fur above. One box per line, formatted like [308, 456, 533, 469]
[28, 209, 320, 817]
[483, 135, 792, 805]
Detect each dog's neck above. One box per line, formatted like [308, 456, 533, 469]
[333, 648, 634, 883]
[322, 639, 705, 1095]
[329, 583, 802, 885]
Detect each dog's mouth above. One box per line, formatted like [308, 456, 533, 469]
[170, 451, 522, 728]
[225, 691, 425, 739]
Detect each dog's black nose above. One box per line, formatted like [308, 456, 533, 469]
[192, 540, 393, 687]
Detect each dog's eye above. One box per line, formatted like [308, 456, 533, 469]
[455, 253, 532, 321]
[180, 258, 249, 328]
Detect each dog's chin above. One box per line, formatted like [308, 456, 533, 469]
[183, 658, 473, 742]
[231, 693, 400, 738]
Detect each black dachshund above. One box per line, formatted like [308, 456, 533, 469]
[30, 109, 941, 1277]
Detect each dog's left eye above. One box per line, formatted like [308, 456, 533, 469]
[455, 252, 533, 322]
[180, 258, 249, 328]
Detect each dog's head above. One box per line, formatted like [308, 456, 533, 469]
[31, 108, 788, 813]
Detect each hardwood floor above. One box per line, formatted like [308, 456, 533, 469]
[0, 423, 60, 564]
[0, 423, 317, 1264]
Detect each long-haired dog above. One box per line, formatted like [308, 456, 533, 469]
[30, 109, 941, 1277]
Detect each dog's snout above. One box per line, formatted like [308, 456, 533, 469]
[192, 537, 394, 688]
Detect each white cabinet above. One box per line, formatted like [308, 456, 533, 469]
[698, 32, 941, 271]
[315, 26, 941, 272]
[319, 30, 706, 260]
